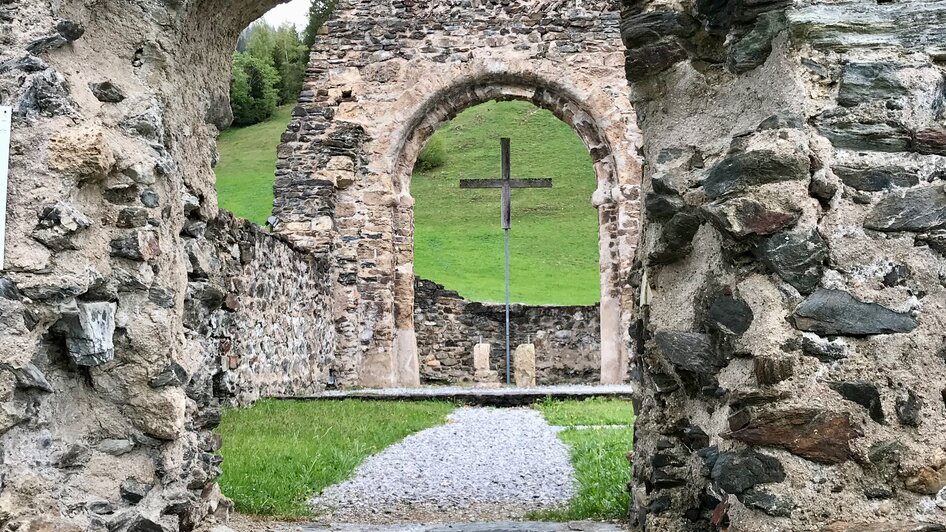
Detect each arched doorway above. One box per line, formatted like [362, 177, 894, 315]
[386, 75, 640, 386]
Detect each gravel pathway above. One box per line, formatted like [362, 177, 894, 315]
[310, 407, 576, 523]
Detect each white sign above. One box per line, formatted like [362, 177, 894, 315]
[0, 107, 10, 269]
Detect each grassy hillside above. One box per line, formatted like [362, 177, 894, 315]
[214, 105, 292, 225]
[215, 100, 599, 305]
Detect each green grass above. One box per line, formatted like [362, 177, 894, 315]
[214, 105, 293, 225]
[533, 399, 635, 522]
[216, 399, 455, 518]
[412, 101, 599, 305]
[535, 397, 636, 427]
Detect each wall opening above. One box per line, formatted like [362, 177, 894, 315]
[408, 100, 603, 384]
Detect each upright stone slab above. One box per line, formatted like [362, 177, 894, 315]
[473, 343, 492, 372]
[514, 344, 537, 387]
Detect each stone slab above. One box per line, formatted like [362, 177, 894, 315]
[279, 384, 634, 407]
[514, 344, 537, 387]
[473, 343, 492, 371]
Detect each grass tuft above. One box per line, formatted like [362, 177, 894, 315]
[535, 397, 635, 427]
[216, 399, 455, 518]
[533, 399, 635, 522]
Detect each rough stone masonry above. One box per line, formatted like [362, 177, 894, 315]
[274, 0, 643, 388]
[0, 0, 943, 531]
[624, 0, 946, 530]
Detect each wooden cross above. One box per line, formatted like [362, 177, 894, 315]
[460, 138, 552, 230]
[459, 138, 552, 384]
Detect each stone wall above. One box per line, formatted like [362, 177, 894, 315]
[0, 0, 327, 528]
[183, 212, 334, 406]
[623, 0, 946, 530]
[275, 0, 643, 387]
[414, 278, 601, 384]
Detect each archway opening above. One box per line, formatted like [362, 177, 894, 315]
[412, 100, 601, 306]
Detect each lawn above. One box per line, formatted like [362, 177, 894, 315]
[214, 105, 293, 225]
[214, 100, 600, 305]
[216, 399, 455, 518]
[533, 399, 635, 522]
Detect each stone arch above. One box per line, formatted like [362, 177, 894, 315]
[384, 71, 640, 387]
[273, 1, 643, 387]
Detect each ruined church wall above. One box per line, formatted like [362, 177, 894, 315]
[275, 0, 642, 388]
[623, 0, 946, 530]
[0, 0, 325, 528]
[414, 278, 601, 384]
[183, 212, 335, 406]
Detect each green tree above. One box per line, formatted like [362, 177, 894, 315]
[230, 51, 280, 126]
[270, 24, 309, 105]
[303, 0, 338, 48]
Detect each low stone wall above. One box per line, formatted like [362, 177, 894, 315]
[183, 212, 335, 405]
[414, 278, 601, 384]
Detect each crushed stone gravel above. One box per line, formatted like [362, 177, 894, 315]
[310, 407, 577, 523]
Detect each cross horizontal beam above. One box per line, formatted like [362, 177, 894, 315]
[459, 178, 553, 189]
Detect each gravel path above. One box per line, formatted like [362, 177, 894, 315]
[310, 407, 576, 523]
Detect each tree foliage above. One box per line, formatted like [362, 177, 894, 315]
[229, 1, 339, 127]
[230, 21, 308, 126]
[230, 51, 280, 127]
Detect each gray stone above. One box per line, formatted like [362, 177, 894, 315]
[31, 202, 92, 251]
[55, 443, 91, 468]
[864, 185, 946, 232]
[739, 489, 793, 517]
[117, 208, 149, 228]
[837, 63, 909, 107]
[149, 362, 189, 388]
[56, 20, 85, 41]
[815, 109, 912, 152]
[59, 301, 117, 366]
[711, 449, 786, 494]
[758, 111, 805, 131]
[728, 12, 787, 74]
[110, 232, 161, 261]
[0, 276, 19, 300]
[120, 478, 152, 503]
[16, 69, 74, 118]
[644, 193, 685, 222]
[703, 149, 811, 199]
[791, 288, 917, 336]
[96, 438, 135, 456]
[624, 39, 688, 81]
[864, 485, 894, 500]
[830, 380, 885, 424]
[801, 334, 847, 362]
[895, 389, 922, 427]
[0, 362, 53, 392]
[89, 81, 125, 103]
[707, 295, 754, 335]
[654, 331, 725, 374]
[755, 229, 828, 294]
[833, 165, 919, 192]
[648, 210, 702, 264]
[141, 189, 160, 208]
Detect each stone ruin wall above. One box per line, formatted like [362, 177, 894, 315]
[0, 0, 336, 529]
[274, 0, 643, 388]
[0, 0, 945, 529]
[624, 0, 946, 530]
[183, 212, 335, 406]
[414, 278, 601, 384]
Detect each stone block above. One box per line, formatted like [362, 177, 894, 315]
[472, 343, 491, 371]
[513, 344, 536, 387]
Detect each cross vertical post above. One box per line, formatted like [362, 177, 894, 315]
[459, 138, 552, 385]
[501, 138, 512, 384]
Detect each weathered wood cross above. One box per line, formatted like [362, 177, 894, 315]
[460, 138, 552, 384]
